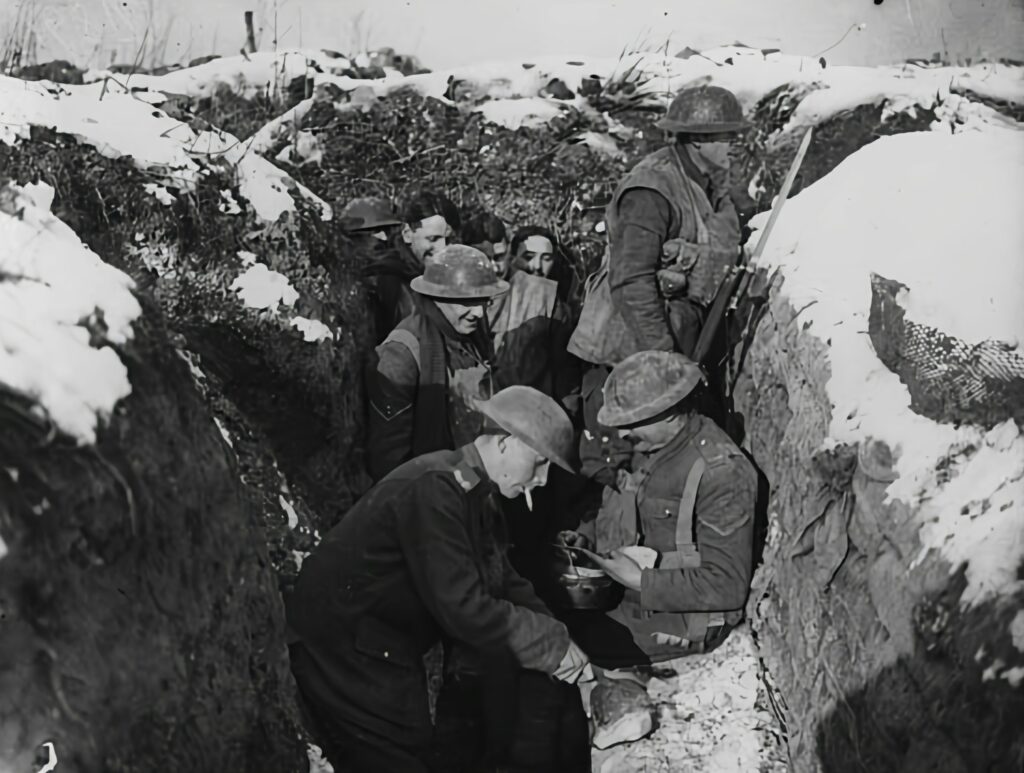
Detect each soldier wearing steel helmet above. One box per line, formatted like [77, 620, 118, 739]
[366, 244, 507, 481]
[559, 350, 757, 666]
[340, 196, 407, 344]
[570, 85, 749, 503]
[287, 386, 590, 771]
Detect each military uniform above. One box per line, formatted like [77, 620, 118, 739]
[366, 303, 493, 480]
[571, 414, 755, 665]
[365, 245, 509, 482]
[605, 143, 741, 356]
[568, 86, 747, 366]
[287, 445, 570, 769]
[363, 238, 422, 344]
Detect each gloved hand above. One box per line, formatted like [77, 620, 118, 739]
[553, 640, 590, 684]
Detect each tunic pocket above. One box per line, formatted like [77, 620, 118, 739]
[639, 495, 680, 554]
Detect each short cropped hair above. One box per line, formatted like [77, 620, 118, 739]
[399, 190, 461, 231]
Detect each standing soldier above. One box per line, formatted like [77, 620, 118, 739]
[569, 85, 749, 490]
[571, 84, 748, 362]
[365, 245, 506, 481]
[559, 351, 757, 666]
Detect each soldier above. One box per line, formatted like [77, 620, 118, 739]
[365, 190, 461, 343]
[463, 212, 511, 279]
[509, 225, 578, 311]
[365, 245, 505, 481]
[287, 386, 590, 772]
[341, 195, 402, 253]
[570, 85, 749, 496]
[342, 196, 408, 343]
[559, 351, 757, 666]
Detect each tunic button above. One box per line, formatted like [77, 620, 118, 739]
[384, 651, 390, 658]
[700, 439, 706, 446]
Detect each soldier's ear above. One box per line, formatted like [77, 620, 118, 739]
[401, 223, 414, 244]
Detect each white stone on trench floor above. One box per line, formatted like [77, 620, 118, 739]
[591, 625, 786, 773]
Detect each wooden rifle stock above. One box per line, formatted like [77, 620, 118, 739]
[692, 127, 814, 366]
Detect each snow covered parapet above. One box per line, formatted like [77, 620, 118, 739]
[738, 124, 1024, 771]
[0, 182, 140, 444]
[0, 75, 329, 222]
[751, 127, 1024, 604]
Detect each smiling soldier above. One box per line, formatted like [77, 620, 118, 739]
[559, 350, 757, 666]
[365, 244, 507, 481]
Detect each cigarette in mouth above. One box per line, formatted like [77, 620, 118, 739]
[524, 488, 533, 512]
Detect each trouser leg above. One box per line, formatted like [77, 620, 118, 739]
[503, 671, 590, 773]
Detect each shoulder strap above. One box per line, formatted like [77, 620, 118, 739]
[657, 456, 705, 570]
[382, 328, 421, 370]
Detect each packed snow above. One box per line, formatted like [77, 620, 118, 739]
[235, 45, 1022, 155]
[0, 182, 140, 444]
[84, 49, 362, 100]
[230, 263, 299, 310]
[590, 626, 784, 773]
[752, 126, 1024, 607]
[0, 75, 329, 223]
[290, 316, 334, 343]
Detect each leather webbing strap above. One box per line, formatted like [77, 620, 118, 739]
[660, 457, 705, 569]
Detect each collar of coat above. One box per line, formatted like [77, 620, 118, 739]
[452, 442, 490, 492]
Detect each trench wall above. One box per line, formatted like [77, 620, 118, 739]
[735, 281, 1024, 773]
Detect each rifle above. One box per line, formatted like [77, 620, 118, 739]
[691, 127, 814, 367]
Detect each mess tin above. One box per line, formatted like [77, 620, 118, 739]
[547, 547, 622, 611]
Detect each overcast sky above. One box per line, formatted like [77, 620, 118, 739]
[10, 0, 1023, 70]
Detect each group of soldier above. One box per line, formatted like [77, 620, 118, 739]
[284, 85, 761, 772]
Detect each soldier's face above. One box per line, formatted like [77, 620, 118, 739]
[472, 240, 511, 278]
[688, 132, 735, 169]
[517, 236, 555, 278]
[436, 299, 487, 335]
[618, 414, 685, 453]
[496, 437, 550, 499]
[403, 215, 451, 263]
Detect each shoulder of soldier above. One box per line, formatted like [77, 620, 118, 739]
[406, 455, 483, 499]
[692, 420, 755, 484]
[376, 320, 422, 377]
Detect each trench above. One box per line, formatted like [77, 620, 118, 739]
[3, 57, 1023, 773]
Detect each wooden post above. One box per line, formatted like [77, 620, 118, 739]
[243, 11, 257, 53]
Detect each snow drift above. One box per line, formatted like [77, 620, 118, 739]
[0, 72, 375, 550]
[736, 122, 1024, 771]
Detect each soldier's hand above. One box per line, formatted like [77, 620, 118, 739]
[556, 530, 593, 551]
[586, 548, 644, 592]
[553, 640, 590, 684]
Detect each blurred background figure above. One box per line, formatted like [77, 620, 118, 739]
[463, 211, 511, 279]
[361, 189, 461, 343]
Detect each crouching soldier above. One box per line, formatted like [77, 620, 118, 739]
[365, 245, 506, 481]
[560, 351, 757, 666]
[286, 386, 590, 772]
